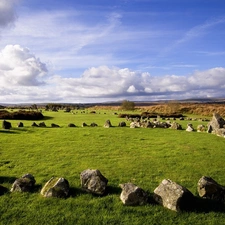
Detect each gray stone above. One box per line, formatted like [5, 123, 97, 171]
[39, 122, 46, 127]
[31, 122, 39, 127]
[186, 123, 194, 132]
[170, 122, 182, 130]
[68, 123, 76, 127]
[2, 120, 11, 129]
[207, 113, 225, 133]
[197, 176, 225, 202]
[41, 177, 70, 198]
[197, 124, 206, 132]
[51, 123, 60, 127]
[119, 183, 148, 206]
[10, 173, 36, 192]
[80, 169, 108, 195]
[17, 122, 24, 127]
[153, 179, 194, 212]
[90, 122, 98, 127]
[104, 120, 112, 128]
[118, 121, 126, 127]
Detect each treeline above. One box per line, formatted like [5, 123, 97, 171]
[0, 110, 44, 120]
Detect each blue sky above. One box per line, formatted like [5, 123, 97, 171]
[0, 0, 225, 103]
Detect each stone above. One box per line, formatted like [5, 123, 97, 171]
[207, 113, 225, 133]
[68, 123, 76, 127]
[17, 122, 24, 127]
[2, 120, 11, 129]
[170, 122, 182, 130]
[104, 120, 112, 128]
[51, 123, 60, 128]
[197, 124, 206, 132]
[153, 179, 194, 212]
[80, 169, 108, 195]
[90, 122, 98, 127]
[31, 122, 39, 127]
[186, 123, 194, 132]
[130, 122, 140, 128]
[197, 176, 225, 202]
[39, 122, 46, 127]
[118, 121, 126, 127]
[213, 128, 225, 137]
[119, 183, 148, 206]
[82, 122, 88, 127]
[10, 173, 36, 192]
[41, 177, 70, 198]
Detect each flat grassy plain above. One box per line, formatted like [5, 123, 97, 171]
[1, 109, 225, 225]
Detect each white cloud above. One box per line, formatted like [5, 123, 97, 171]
[0, 0, 17, 28]
[0, 45, 48, 86]
[0, 61, 225, 103]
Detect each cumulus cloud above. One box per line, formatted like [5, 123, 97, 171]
[0, 0, 17, 28]
[0, 56, 225, 103]
[0, 45, 48, 86]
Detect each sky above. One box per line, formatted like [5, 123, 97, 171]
[0, 0, 225, 103]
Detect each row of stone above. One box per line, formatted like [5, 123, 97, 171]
[1, 169, 225, 212]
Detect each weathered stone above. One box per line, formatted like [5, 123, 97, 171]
[80, 169, 108, 195]
[119, 183, 148, 206]
[2, 120, 11, 129]
[31, 122, 39, 127]
[197, 124, 206, 132]
[90, 122, 98, 127]
[130, 122, 140, 128]
[170, 122, 182, 130]
[17, 122, 24, 127]
[51, 123, 60, 127]
[68, 123, 76, 127]
[197, 176, 225, 202]
[104, 120, 112, 128]
[153, 179, 194, 212]
[41, 177, 70, 198]
[118, 121, 126, 127]
[10, 174, 36, 192]
[39, 122, 46, 127]
[82, 122, 88, 127]
[207, 113, 225, 133]
[213, 128, 225, 137]
[186, 123, 194, 132]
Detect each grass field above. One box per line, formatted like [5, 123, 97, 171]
[1, 109, 225, 225]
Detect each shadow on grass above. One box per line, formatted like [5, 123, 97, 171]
[69, 187, 88, 197]
[106, 185, 122, 195]
[191, 197, 225, 213]
[0, 185, 8, 195]
[0, 129, 17, 134]
[0, 176, 17, 183]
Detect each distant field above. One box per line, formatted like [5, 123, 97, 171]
[1, 109, 225, 225]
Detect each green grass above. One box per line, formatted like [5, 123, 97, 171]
[0, 110, 225, 225]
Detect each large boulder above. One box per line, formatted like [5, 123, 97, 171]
[31, 122, 39, 127]
[41, 177, 70, 198]
[68, 123, 76, 127]
[153, 179, 194, 212]
[104, 120, 112, 128]
[80, 169, 108, 195]
[119, 183, 148, 206]
[197, 176, 225, 202]
[207, 113, 225, 133]
[2, 120, 11, 129]
[10, 174, 36, 192]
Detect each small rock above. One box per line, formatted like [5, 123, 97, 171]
[119, 182, 148, 206]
